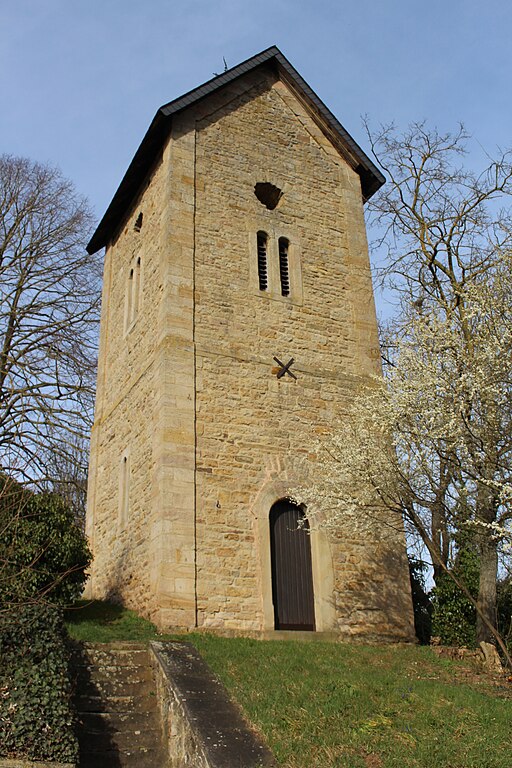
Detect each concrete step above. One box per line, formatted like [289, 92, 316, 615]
[79, 709, 160, 733]
[78, 745, 166, 768]
[74, 692, 155, 713]
[77, 724, 163, 752]
[260, 629, 341, 642]
[73, 664, 154, 688]
[72, 642, 167, 768]
[72, 644, 151, 668]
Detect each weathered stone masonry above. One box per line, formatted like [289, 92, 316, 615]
[86, 47, 415, 642]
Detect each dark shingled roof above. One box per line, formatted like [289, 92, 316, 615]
[87, 46, 384, 254]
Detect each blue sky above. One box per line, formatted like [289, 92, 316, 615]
[1, 0, 510, 238]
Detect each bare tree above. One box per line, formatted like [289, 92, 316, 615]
[0, 154, 100, 487]
[42, 431, 90, 526]
[367, 122, 512, 300]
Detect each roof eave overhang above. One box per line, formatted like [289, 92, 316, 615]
[87, 46, 384, 255]
[86, 110, 169, 254]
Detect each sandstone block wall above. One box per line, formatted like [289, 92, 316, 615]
[86, 157, 167, 615]
[191, 72, 412, 639]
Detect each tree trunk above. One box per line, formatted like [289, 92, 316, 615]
[431, 453, 451, 585]
[476, 535, 498, 644]
[431, 504, 449, 585]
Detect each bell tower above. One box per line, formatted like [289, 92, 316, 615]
[85, 47, 415, 642]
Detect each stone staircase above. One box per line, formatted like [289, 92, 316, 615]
[71, 642, 168, 768]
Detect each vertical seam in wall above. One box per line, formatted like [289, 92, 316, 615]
[88, 243, 113, 561]
[99, 244, 113, 416]
[192, 122, 198, 628]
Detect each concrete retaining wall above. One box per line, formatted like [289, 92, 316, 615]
[151, 641, 276, 767]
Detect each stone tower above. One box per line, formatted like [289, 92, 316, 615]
[86, 47, 415, 641]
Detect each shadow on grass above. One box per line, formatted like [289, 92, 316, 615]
[64, 600, 162, 643]
[65, 600, 126, 625]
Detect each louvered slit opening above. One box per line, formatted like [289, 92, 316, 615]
[279, 237, 290, 296]
[257, 231, 268, 291]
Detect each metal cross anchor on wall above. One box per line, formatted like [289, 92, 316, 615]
[273, 356, 297, 380]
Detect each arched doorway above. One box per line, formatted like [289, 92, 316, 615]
[269, 499, 315, 631]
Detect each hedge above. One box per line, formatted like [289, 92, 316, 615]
[0, 605, 78, 763]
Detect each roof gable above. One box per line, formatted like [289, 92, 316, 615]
[87, 47, 384, 254]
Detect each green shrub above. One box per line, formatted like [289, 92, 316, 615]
[430, 547, 479, 647]
[408, 557, 432, 644]
[497, 577, 512, 648]
[0, 475, 91, 607]
[0, 604, 78, 762]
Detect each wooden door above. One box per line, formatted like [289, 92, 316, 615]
[270, 500, 315, 631]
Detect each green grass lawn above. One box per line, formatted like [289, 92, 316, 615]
[66, 602, 511, 768]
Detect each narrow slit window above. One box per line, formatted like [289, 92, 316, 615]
[278, 237, 290, 296]
[126, 268, 134, 327]
[126, 256, 142, 331]
[134, 212, 143, 232]
[132, 257, 141, 318]
[119, 454, 130, 525]
[257, 231, 268, 291]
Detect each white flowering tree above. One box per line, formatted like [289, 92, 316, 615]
[306, 267, 512, 656]
[305, 124, 512, 656]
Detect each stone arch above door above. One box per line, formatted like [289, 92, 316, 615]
[251, 478, 337, 632]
